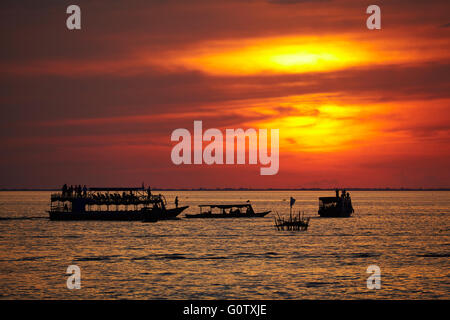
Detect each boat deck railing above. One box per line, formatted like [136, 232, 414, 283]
[50, 192, 165, 206]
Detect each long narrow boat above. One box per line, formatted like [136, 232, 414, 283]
[185, 203, 270, 219]
[48, 187, 188, 222]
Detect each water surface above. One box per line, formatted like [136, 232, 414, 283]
[0, 191, 449, 299]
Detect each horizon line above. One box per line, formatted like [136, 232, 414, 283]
[1, 187, 450, 191]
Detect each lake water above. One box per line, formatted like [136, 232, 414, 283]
[0, 191, 449, 299]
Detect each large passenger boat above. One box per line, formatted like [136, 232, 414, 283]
[48, 186, 188, 221]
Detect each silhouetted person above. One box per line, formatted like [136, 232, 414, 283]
[175, 196, 179, 208]
[335, 189, 339, 198]
[82, 185, 87, 197]
[62, 184, 68, 197]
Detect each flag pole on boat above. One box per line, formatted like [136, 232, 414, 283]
[289, 196, 295, 220]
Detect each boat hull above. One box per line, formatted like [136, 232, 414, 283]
[49, 206, 188, 221]
[49, 210, 145, 221]
[318, 207, 352, 218]
[185, 211, 271, 219]
[143, 206, 189, 222]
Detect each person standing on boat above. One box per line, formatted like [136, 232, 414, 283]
[346, 192, 354, 213]
[175, 196, 179, 208]
[82, 185, 87, 197]
[62, 184, 68, 197]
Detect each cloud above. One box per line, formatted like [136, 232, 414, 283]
[1, 62, 449, 132]
[1, 0, 450, 188]
[2, 0, 448, 66]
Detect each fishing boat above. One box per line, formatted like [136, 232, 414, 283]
[318, 189, 354, 217]
[48, 186, 188, 222]
[185, 203, 270, 219]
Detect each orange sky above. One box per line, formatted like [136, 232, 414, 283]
[1, 0, 449, 188]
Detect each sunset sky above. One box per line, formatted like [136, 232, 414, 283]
[1, 0, 449, 189]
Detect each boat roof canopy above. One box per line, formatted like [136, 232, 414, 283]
[88, 187, 144, 191]
[319, 197, 339, 203]
[199, 203, 252, 209]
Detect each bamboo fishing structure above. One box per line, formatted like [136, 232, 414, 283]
[274, 211, 310, 231]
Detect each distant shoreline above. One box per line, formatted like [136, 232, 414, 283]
[1, 188, 449, 192]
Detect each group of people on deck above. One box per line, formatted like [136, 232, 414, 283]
[92, 191, 142, 202]
[335, 189, 354, 213]
[62, 184, 87, 197]
[60, 184, 181, 207]
[336, 189, 351, 199]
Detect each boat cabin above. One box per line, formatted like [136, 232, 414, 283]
[185, 202, 270, 218]
[50, 187, 166, 213]
[318, 189, 354, 217]
[319, 197, 340, 210]
[199, 203, 256, 216]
